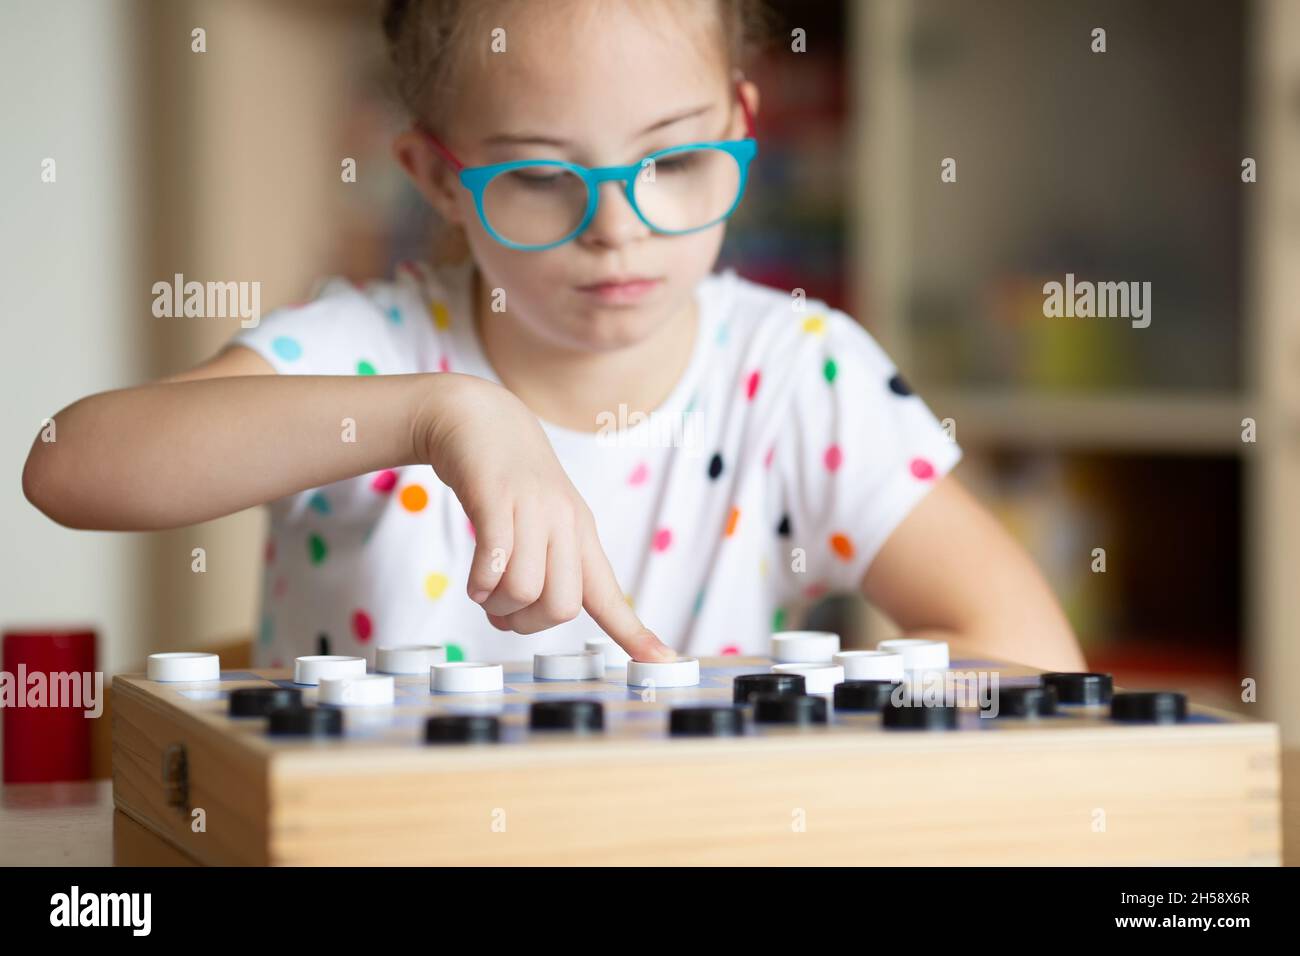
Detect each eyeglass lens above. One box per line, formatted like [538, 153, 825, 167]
[479, 147, 743, 247]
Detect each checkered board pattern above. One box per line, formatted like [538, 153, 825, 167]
[149, 656, 1234, 750]
[111, 655, 1277, 866]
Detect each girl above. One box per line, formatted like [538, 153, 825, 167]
[22, 0, 1085, 672]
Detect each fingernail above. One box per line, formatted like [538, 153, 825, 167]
[469, 589, 489, 604]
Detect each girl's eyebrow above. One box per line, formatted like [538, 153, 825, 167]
[481, 103, 715, 149]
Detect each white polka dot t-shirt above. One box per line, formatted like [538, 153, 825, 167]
[233, 259, 961, 667]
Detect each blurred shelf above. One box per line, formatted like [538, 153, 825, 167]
[856, 0, 1300, 745]
[1085, 638, 1239, 676]
[926, 389, 1250, 453]
[1084, 639, 1246, 714]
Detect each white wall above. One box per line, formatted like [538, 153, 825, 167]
[0, 0, 146, 678]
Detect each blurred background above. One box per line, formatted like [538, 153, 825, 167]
[3, 0, 1299, 777]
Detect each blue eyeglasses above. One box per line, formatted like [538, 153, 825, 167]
[418, 81, 758, 251]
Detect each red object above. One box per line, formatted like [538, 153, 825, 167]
[2, 629, 97, 783]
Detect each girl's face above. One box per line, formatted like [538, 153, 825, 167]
[396, 0, 758, 353]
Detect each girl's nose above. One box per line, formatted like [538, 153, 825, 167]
[578, 181, 651, 249]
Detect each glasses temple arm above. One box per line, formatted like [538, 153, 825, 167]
[415, 125, 466, 173]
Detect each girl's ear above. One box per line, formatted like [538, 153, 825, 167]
[392, 130, 465, 224]
[737, 79, 760, 136]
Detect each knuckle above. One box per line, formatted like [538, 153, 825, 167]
[543, 594, 581, 624]
[464, 481, 513, 519]
[476, 545, 510, 576]
[503, 577, 543, 607]
[551, 496, 577, 525]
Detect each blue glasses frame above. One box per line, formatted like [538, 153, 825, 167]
[457, 139, 758, 250]
[417, 77, 759, 251]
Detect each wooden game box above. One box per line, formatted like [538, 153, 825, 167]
[110, 656, 1281, 865]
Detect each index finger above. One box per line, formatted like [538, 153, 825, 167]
[580, 526, 676, 663]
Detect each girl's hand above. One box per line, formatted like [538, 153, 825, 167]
[417, 373, 677, 662]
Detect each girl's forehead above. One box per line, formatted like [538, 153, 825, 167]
[451, 1, 729, 143]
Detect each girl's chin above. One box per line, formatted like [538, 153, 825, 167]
[560, 304, 667, 348]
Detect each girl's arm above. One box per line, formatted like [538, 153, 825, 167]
[859, 474, 1088, 672]
[22, 345, 437, 531]
[21, 347, 675, 661]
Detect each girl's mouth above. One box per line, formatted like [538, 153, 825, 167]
[575, 276, 663, 305]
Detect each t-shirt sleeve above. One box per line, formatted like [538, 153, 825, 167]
[230, 277, 413, 377]
[773, 309, 962, 592]
[226, 276, 433, 522]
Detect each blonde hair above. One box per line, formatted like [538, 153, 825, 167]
[382, 0, 770, 127]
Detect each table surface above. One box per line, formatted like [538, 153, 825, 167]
[3, 753, 1299, 867]
[1, 780, 113, 866]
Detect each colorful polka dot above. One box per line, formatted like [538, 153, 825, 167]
[628, 461, 649, 486]
[445, 643, 464, 662]
[803, 582, 829, 600]
[910, 457, 936, 480]
[371, 470, 398, 493]
[745, 370, 761, 400]
[259, 613, 273, 645]
[356, 360, 376, 375]
[652, 528, 673, 552]
[352, 610, 373, 642]
[829, 533, 854, 561]
[430, 301, 450, 329]
[823, 358, 837, 384]
[424, 572, 449, 600]
[707, 453, 724, 480]
[692, 588, 705, 616]
[272, 336, 303, 361]
[264, 538, 276, 564]
[438, 355, 451, 373]
[272, 574, 288, 599]
[802, 315, 825, 335]
[777, 514, 791, 537]
[308, 533, 328, 564]
[466, 519, 476, 539]
[399, 484, 429, 512]
[824, 444, 843, 472]
[725, 506, 740, 537]
[773, 607, 787, 631]
[715, 322, 730, 345]
[764, 446, 775, 469]
[387, 305, 402, 323]
[308, 492, 331, 515]
[888, 372, 912, 396]
[720, 644, 741, 656]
